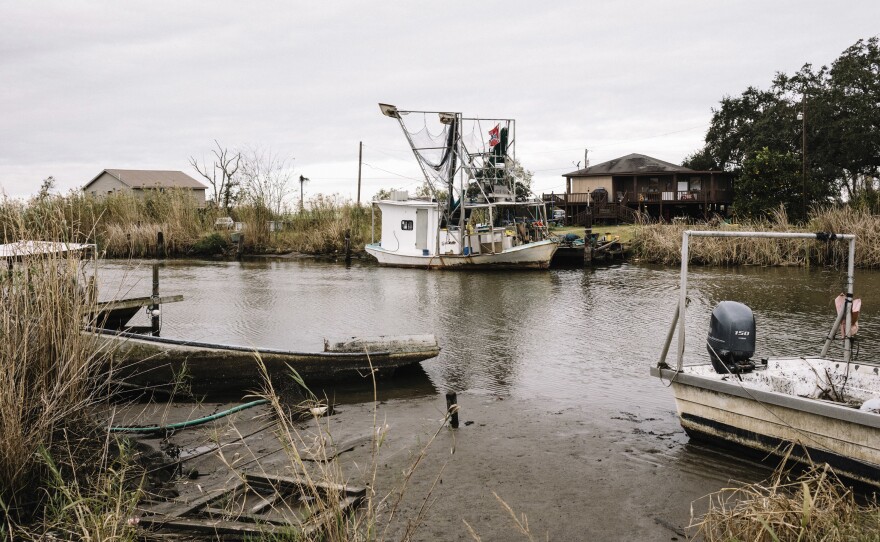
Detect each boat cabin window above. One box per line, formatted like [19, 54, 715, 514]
[401, 220, 414, 231]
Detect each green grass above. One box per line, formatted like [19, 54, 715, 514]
[551, 224, 637, 244]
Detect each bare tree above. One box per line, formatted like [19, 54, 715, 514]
[239, 149, 296, 217]
[189, 141, 241, 213]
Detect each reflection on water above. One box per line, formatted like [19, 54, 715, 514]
[96, 258, 880, 491]
[97, 259, 880, 408]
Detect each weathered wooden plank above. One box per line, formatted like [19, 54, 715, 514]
[138, 514, 289, 536]
[95, 294, 184, 311]
[141, 486, 233, 518]
[244, 473, 366, 498]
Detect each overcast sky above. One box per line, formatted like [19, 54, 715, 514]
[1, 1, 878, 204]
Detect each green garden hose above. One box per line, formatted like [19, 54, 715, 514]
[109, 399, 269, 434]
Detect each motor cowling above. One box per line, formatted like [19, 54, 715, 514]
[707, 301, 756, 374]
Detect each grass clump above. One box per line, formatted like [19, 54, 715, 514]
[691, 462, 880, 541]
[190, 232, 230, 256]
[630, 206, 880, 268]
[0, 208, 142, 540]
[0, 191, 375, 258]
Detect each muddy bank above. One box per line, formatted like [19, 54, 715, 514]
[117, 388, 770, 541]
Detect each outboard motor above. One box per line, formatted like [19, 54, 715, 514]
[707, 301, 757, 374]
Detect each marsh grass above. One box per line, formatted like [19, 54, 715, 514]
[630, 206, 880, 268]
[1, 191, 375, 258]
[691, 456, 880, 541]
[0, 210, 144, 539]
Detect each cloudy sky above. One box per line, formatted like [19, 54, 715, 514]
[2, 1, 878, 204]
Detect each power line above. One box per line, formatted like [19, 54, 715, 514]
[526, 123, 709, 155]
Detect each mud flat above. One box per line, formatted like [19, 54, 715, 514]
[116, 388, 771, 541]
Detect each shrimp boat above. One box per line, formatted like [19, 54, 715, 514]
[365, 104, 557, 269]
[651, 231, 880, 489]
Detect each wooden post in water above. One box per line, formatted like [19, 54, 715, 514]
[157, 231, 165, 259]
[445, 392, 459, 429]
[150, 264, 160, 336]
[344, 229, 351, 263]
[583, 228, 593, 264]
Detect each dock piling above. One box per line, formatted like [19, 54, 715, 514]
[151, 264, 160, 336]
[157, 231, 165, 259]
[344, 229, 352, 263]
[445, 392, 459, 429]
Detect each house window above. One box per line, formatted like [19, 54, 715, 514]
[690, 178, 702, 191]
[401, 220, 414, 231]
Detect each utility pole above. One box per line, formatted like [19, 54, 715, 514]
[798, 95, 806, 220]
[584, 148, 590, 169]
[357, 141, 363, 205]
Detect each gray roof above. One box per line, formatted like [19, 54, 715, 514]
[84, 169, 207, 190]
[563, 153, 695, 177]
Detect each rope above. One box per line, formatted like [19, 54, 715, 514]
[108, 399, 269, 434]
[703, 340, 839, 454]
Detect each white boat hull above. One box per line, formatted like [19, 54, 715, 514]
[652, 359, 880, 489]
[365, 240, 557, 269]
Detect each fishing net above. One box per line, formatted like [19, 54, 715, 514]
[397, 111, 516, 200]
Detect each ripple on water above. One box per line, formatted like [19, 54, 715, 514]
[96, 259, 880, 399]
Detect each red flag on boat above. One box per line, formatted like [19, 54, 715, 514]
[488, 124, 500, 147]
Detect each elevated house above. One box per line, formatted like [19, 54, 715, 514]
[83, 169, 208, 206]
[545, 153, 733, 224]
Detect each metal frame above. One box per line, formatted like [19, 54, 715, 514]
[660, 230, 857, 371]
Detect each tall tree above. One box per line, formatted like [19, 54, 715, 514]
[688, 37, 879, 222]
[824, 37, 880, 200]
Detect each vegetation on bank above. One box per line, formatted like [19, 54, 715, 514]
[630, 206, 880, 268]
[0, 214, 142, 540]
[0, 190, 374, 258]
[692, 459, 880, 542]
[683, 37, 880, 223]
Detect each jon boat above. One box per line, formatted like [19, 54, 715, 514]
[651, 230, 880, 489]
[366, 104, 557, 270]
[97, 329, 441, 394]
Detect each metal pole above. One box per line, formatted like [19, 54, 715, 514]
[843, 237, 856, 362]
[801, 97, 806, 220]
[659, 304, 680, 367]
[676, 231, 690, 371]
[357, 141, 363, 205]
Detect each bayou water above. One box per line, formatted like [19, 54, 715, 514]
[98, 259, 880, 540]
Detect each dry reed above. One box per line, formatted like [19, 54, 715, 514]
[691, 459, 880, 541]
[0, 208, 143, 540]
[0, 191, 375, 258]
[195, 357, 452, 542]
[630, 206, 880, 268]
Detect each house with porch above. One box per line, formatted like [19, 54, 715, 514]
[545, 153, 733, 224]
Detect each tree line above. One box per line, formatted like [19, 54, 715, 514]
[683, 37, 879, 222]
